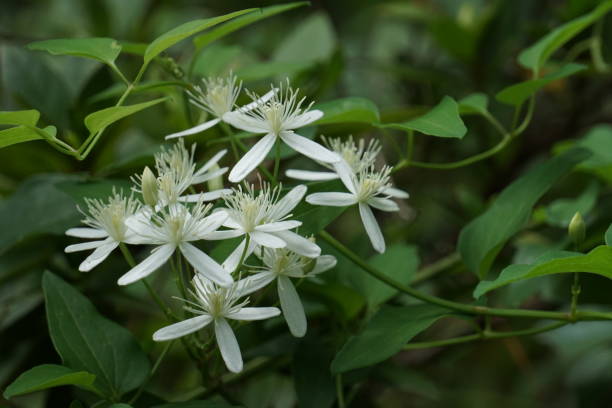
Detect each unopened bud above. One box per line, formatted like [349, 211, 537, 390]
[569, 211, 585, 246]
[206, 163, 224, 191]
[141, 166, 159, 207]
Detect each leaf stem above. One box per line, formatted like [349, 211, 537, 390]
[128, 340, 174, 404]
[336, 374, 346, 408]
[273, 138, 281, 186]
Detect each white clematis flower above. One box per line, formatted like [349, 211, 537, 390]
[306, 166, 409, 253]
[223, 82, 340, 182]
[118, 201, 232, 287]
[205, 183, 321, 273]
[286, 136, 381, 182]
[238, 247, 336, 337]
[165, 73, 275, 140]
[65, 191, 141, 272]
[152, 275, 280, 373]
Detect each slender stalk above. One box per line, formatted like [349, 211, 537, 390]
[129, 341, 174, 404]
[272, 138, 281, 186]
[318, 230, 612, 322]
[410, 252, 461, 285]
[233, 235, 251, 275]
[590, 20, 609, 72]
[336, 374, 346, 408]
[220, 122, 240, 161]
[570, 272, 581, 321]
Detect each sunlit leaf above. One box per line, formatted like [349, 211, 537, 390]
[0, 110, 40, 126]
[496, 63, 586, 106]
[458, 148, 591, 278]
[313, 97, 380, 125]
[3, 365, 97, 399]
[518, 1, 612, 71]
[0, 126, 49, 149]
[84, 97, 166, 134]
[331, 304, 450, 373]
[474, 246, 612, 298]
[43, 272, 150, 398]
[193, 2, 309, 50]
[381, 96, 467, 139]
[144, 9, 257, 63]
[28, 38, 122, 66]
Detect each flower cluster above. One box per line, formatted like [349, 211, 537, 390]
[65, 76, 407, 373]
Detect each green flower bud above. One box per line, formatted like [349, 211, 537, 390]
[206, 163, 224, 191]
[568, 211, 585, 246]
[141, 166, 159, 207]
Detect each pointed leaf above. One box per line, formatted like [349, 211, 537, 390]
[28, 38, 122, 66]
[0, 126, 53, 149]
[381, 96, 467, 139]
[0, 110, 40, 126]
[3, 364, 97, 399]
[458, 148, 591, 278]
[42, 272, 150, 398]
[84, 97, 166, 134]
[144, 9, 257, 63]
[331, 304, 450, 373]
[458, 93, 489, 116]
[313, 97, 380, 125]
[474, 246, 612, 298]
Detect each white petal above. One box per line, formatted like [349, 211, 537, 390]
[196, 149, 228, 175]
[334, 160, 358, 195]
[165, 118, 221, 139]
[204, 229, 244, 240]
[228, 133, 276, 183]
[223, 111, 269, 133]
[250, 231, 286, 248]
[277, 276, 306, 337]
[272, 230, 321, 258]
[222, 238, 256, 273]
[367, 197, 399, 212]
[191, 167, 228, 184]
[236, 89, 276, 113]
[359, 203, 385, 253]
[215, 318, 243, 373]
[178, 189, 233, 203]
[227, 306, 280, 321]
[285, 169, 338, 181]
[64, 240, 105, 253]
[179, 242, 233, 287]
[269, 184, 307, 219]
[285, 109, 324, 129]
[312, 255, 337, 274]
[384, 186, 410, 199]
[280, 131, 340, 164]
[255, 220, 302, 233]
[79, 240, 119, 272]
[117, 244, 175, 286]
[194, 210, 229, 237]
[306, 192, 357, 207]
[153, 315, 213, 341]
[65, 228, 107, 239]
[234, 271, 276, 297]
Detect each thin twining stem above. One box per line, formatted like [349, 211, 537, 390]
[403, 321, 567, 350]
[129, 340, 174, 404]
[318, 230, 612, 322]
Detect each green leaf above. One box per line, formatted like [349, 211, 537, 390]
[545, 181, 599, 227]
[43, 272, 150, 398]
[193, 2, 309, 50]
[0, 110, 40, 126]
[563, 124, 612, 183]
[313, 97, 380, 125]
[293, 337, 336, 408]
[301, 281, 365, 320]
[458, 148, 591, 278]
[84, 97, 166, 134]
[0, 126, 45, 149]
[293, 180, 347, 235]
[518, 1, 612, 71]
[273, 12, 336, 64]
[28, 38, 122, 67]
[381, 96, 467, 139]
[331, 304, 450, 373]
[474, 246, 612, 298]
[144, 9, 257, 64]
[496, 63, 586, 106]
[3, 364, 96, 399]
[352, 244, 419, 307]
[606, 224, 612, 246]
[458, 93, 489, 116]
[235, 61, 313, 82]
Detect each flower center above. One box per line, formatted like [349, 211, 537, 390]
[207, 84, 233, 117]
[263, 102, 285, 134]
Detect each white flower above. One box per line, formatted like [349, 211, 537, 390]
[152, 275, 280, 373]
[165, 73, 275, 140]
[223, 82, 340, 182]
[306, 166, 409, 253]
[65, 191, 141, 272]
[118, 201, 232, 287]
[286, 136, 381, 182]
[238, 247, 336, 337]
[205, 183, 321, 273]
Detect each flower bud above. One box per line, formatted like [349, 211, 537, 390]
[569, 211, 585, 246]
[207, 163, 224, 191]
[141, 166, 159, 207]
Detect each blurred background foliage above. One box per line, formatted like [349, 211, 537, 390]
[2, 0, 612, 407]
